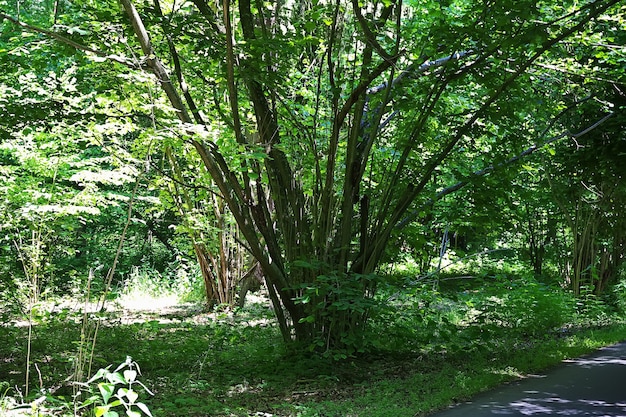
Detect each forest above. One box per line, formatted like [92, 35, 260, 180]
[0, 0, 625, 415]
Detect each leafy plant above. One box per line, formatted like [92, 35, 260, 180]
[375, 282, 462, 353]
[575, 285, 610, 324]
[0, 381, 12, 414]
[607, 275, 626, 314]
[295, 271, 382, 358]
[81, 357, 154, 417]
[462, 275, 575, 341]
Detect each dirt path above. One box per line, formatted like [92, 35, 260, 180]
[7, 293, 273, 328]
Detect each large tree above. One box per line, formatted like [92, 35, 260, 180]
[2, 0, 622, 352]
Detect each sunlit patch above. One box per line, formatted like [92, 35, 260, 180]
[117, 294, 180, 312]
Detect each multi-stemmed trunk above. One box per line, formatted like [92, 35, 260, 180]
[116, 0, 620, 349]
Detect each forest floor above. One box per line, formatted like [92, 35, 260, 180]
[1, 292, 626, 416]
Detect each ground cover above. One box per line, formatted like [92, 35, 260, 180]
[1, 276, 626, 416]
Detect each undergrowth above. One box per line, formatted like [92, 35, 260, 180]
[1, 259, 626, 416]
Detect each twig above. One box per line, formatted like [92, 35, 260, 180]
[34, 363, 43, 392]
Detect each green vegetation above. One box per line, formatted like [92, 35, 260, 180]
[1, 257, 626, 416]
[0, 0, 625, 415]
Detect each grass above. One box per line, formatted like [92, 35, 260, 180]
[1, 276, 626, 416]
[285, 324, 626, 417]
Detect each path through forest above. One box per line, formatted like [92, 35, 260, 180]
[429, 340, 626, 416]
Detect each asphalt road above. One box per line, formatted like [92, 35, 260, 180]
[428, 341, 626, 416]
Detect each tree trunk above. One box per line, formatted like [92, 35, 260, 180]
[117, 0, 621, 351]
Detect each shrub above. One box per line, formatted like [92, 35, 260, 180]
[470, 276, 574, 337]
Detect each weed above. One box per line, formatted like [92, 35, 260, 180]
[80, 356, 154, 417]
[0, 358, 154, 417]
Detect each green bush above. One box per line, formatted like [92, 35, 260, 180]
[294, 271, 383, 359]
[371, 272, 580, 354]
[371, 282, 465, 353]
[576, 285, 612, 324]
[469, 277, 574, 338]
[600, 271, 626, 316]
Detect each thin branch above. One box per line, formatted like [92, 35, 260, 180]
[119, 0, 192, 123]
[396, 111, 616, 229]
[189, 0, 225, 34]
[351, 0, 393, 61]
[153, 0, 206, 125]
[222, 0, 245, 144]
[0, 11, 134, 68]
[367, 50, 474, 95]
[532, 62, 623, 84]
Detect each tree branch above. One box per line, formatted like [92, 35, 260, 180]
[0, 11, 134, 68]
[119, 0, 192, 123]
[396, 111, 616, 229]
[153, 0, 205, 125]
[367, 50, 474, 95]
[189, 0, 225, 34]
[350, 0, 393, 61]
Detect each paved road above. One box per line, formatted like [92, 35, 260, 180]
[428, 341, 626, 416]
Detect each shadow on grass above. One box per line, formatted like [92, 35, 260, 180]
[0, 301, 409, 416]
[1, 298, 625, 417]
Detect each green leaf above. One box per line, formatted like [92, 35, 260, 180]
[123, 370, 137, 383]
[109, 400, 123, 407]
[87, 367, 110, 383]
[136, 403, 153, 417]
[106, 372, 127, 385]
[95, 405, 110, 417]
[123, 388, 139, 404]
[98, 382, 116, 404]
[299, 315, 316, 323]
[135, 380, 155, 396]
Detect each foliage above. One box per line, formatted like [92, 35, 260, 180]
[373, 252, 625, 355]
[0, 281, 624, 416]
[119, 265, 177, 301]
[0, 357, 153, 417]
[37, 0, 615, 350]
[295, 270, 382, 358]
[467, 277, 574, 339]
[84, 357, 154, 417]
[545, 106, 626, 296]
[1, 0, 625, 356]
[607, 270, 626, 310]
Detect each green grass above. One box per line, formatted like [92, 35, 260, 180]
[1, 279, 626, 416]
[282, 324, 626, 417]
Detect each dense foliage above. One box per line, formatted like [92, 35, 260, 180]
[1, 0, 625, 355]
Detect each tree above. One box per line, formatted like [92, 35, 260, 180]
[160, 146, 250, 307]
[0, 6, 173, 303]
[2, 0, 623, 353]
[536, 11, 626, 295]
[548, 93, 626, 295]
